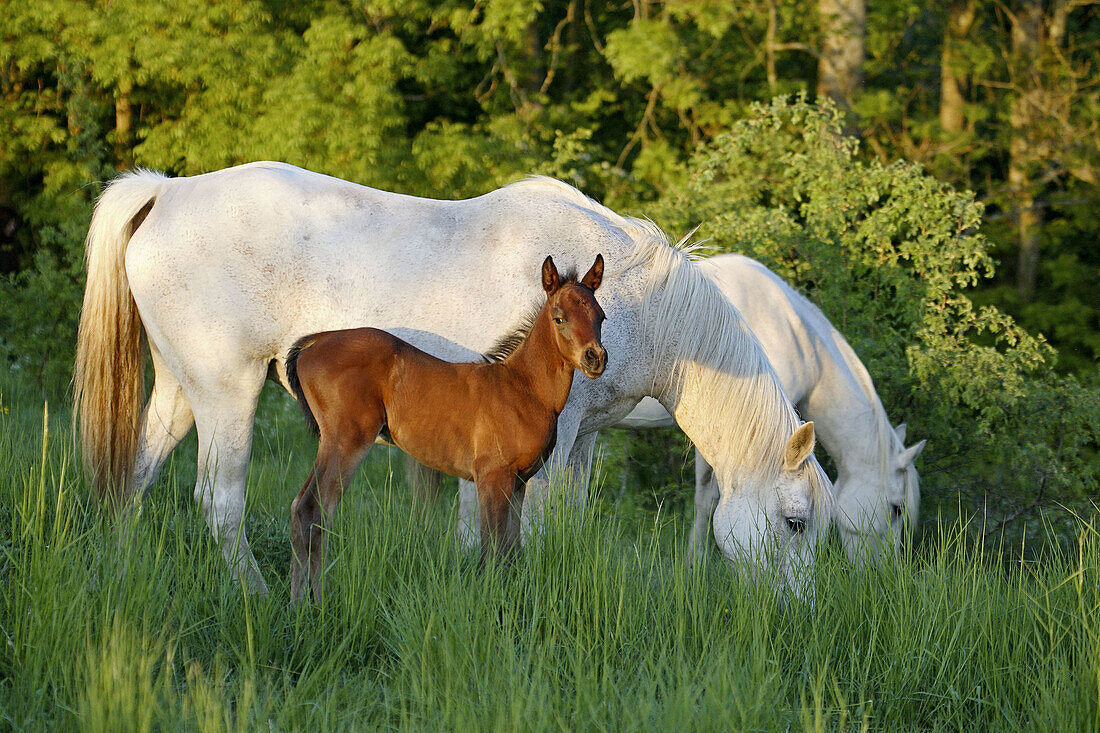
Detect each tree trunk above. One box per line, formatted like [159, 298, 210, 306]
[939, 0, 977, 134]
[766, 0, 779, 93]
[114, 75, 133, 166]
[817, 0, 866, 109]
[1009, 0, 1043, 301]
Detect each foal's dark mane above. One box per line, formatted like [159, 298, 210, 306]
[483, 268, 581, 363]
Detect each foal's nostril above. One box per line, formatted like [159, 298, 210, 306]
[584, 347, 604, 370]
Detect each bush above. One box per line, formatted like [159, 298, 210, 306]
[645, 96, 1099, 549]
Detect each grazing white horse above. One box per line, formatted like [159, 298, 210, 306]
[617, 255, 926, 563]
[74, 164, 831, 599]
[454, 254, 925, 563]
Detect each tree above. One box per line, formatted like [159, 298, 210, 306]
[816, 0, 865, 110]
[1008, 0, 1045, 302]
[940, 0, 978, 134]
[1005, 0, 1099, 302]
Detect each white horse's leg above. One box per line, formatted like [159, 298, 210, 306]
[189, 366, 267, 593]
[564, 431, 597, 504]
[131, 345, 195, 497]
[456, 479, 480, 550]
[519, 410, 586, 542]
[688, 448, 719, 565]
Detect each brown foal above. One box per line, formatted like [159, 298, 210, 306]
[285, 254, 606, 602]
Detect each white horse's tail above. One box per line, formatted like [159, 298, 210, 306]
[73, 169, 168, 509]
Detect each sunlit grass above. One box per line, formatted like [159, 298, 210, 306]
[0, 385, 1097, 731]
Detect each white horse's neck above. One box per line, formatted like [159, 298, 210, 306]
[659, 356, 792, 491]
[802, 324, 896, 483]
[695, 254, 897, 490]
[629, 239, 810, 497]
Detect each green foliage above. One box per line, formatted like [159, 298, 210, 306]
[0, 249, 84, 389]
[598, 427, 696, 518]
[646, 97, 1099, 540]
[605, 19, 683, 86]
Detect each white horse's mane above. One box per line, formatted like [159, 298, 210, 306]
[506, 177, 831, 508]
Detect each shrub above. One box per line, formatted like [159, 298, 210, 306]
[646, 96, 1099, 549]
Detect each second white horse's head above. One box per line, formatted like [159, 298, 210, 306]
[833, 422, 925, 564]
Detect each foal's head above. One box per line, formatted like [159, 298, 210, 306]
[541, 254, 607, 379]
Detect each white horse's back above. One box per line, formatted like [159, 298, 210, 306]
[126, 164, 633, 365]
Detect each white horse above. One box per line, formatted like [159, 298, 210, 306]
[74, 163, 831, 599]
[453, 254, 925, 563]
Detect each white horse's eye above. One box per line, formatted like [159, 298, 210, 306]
[785, 516, 807, 534]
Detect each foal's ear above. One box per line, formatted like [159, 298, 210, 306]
[783, 421, 816, 472]
[581, 253, 604, 291]
[542, 255, 561, 293]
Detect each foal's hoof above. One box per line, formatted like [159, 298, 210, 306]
[478, 547, 521, 571]
[289, 574, 309, 606]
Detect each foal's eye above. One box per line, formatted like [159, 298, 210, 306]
[553, 317, 565, 324]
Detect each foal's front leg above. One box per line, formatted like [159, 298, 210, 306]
[474, 469, 521, 562]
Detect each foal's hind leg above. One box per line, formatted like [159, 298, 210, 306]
[291, 432, 373, 604]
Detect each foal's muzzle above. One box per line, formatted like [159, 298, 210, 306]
[582, 345, 607, 378]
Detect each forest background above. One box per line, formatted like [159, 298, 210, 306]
[1, 0, 1098, 548]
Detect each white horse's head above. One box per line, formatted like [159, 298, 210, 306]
[710, 421, 833, 603]
[619, 225, 836, 605]
[833, 422, 925, 564]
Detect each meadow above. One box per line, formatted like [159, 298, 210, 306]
[1, 377, 1098, 732]
[3, 2, 1098, 728]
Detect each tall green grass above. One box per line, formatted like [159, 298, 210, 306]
[0, 385, 1097, 731]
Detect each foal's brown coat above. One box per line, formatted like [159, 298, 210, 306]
[286, 255, 606, 602]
